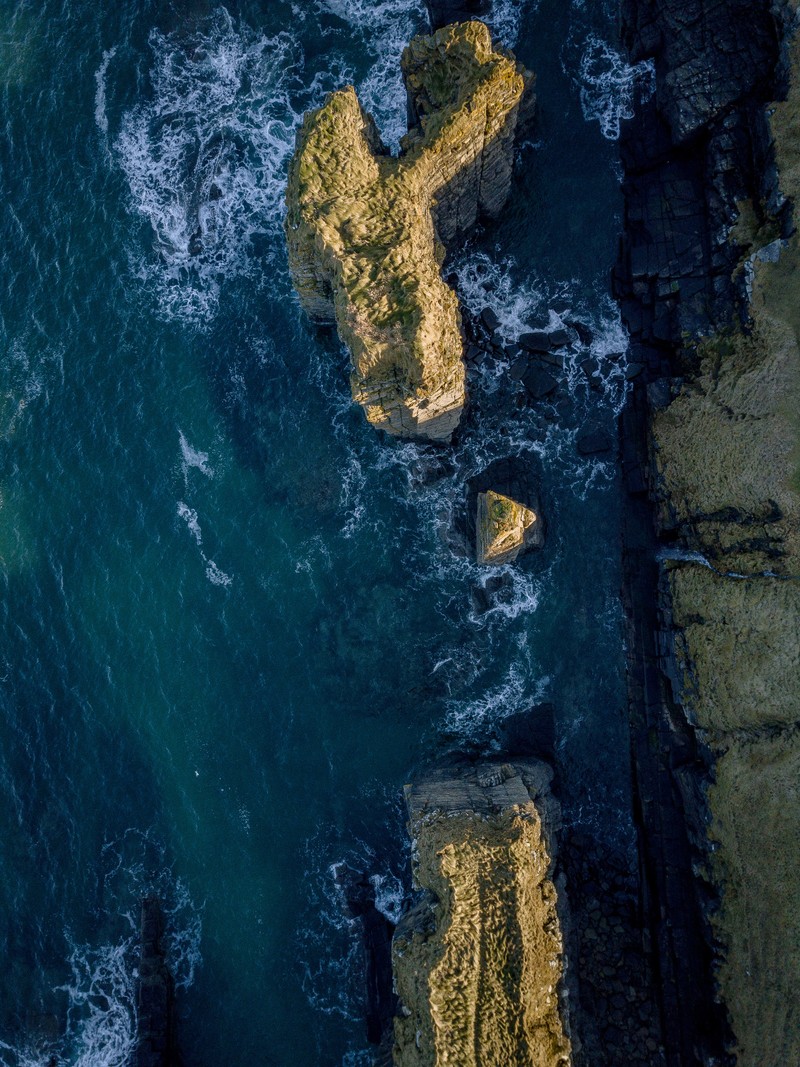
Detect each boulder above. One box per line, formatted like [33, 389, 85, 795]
[476, 489, 539, 565]
[576, 427, 614, 455]
[285, 22, 534, 441]
[522, 365, 559, 399]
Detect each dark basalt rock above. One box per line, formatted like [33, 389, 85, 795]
[614, 0, 791, 367]
[576, 428, 613, 456]
[522, 365, 559, 399]
[480, 306, 501, 333]
[333, 864, 397, 1049]
[133, 897, 178, 1067]
[495, 702, 556, 760]
[519, 329, 554, 352]
[425, 0, 491, 31]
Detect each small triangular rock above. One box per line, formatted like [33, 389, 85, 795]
[476, 490, 538, 565]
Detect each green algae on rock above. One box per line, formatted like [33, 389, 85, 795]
[285, 21, 533, 440]
[476, 489, 538, 564]
[393, 761, 571, 1067]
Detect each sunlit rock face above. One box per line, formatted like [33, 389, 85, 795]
[392, 761, 571, 1067]
[285, 21, 533, 441]
[476, 489, 539, 564]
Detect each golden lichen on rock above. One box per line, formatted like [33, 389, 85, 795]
[476, 489, 538, 565]
[285, 22, 533, 440]
[393, 762, 571, 1067]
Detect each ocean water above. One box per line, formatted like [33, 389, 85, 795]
[0, 0, 645, 1063]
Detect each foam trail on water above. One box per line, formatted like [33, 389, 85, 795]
[94, 47, 116, 139]
[574, 35, 655, 139]
[444, 663, 548, 736]
[487, 0, 534, 47]
[453, 252, 547, 342]
[179, 430, 214, 479]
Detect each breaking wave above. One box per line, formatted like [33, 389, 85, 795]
[574, 34, 655, 139]
[0, 840, 201, 1067]
[113, 9, 343, 324]
[316, 0, 426, 150]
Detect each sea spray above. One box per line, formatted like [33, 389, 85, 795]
[114, 9, 346, 323]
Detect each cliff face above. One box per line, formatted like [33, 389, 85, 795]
[616, 2, 800, 1064]
[654, 31, 800, 1062]
[285, 21, 533, 441]
[392, 761, 571, 1067]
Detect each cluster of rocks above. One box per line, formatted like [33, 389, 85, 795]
[458, 301, 619, 455]
[560, 835, 664, 1067]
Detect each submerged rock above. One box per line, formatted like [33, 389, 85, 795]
[133, 897, 177, 1067]
[476, 489, 538, 564]
[285, 22, 533, 441]
[392, 760, 571, 1067]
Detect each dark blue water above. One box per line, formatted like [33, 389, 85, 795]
[0, 1, 652, 1063]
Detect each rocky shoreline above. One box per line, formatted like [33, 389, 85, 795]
[614, 0, 800, 1064]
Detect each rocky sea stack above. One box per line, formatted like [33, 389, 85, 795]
[393, 761, 571, 1067]
[285, 21, 534, 440]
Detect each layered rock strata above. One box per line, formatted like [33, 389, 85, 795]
[285, 21, 533, 440]
[476, 490, 538, 564]
[392, 760, 571, 1067]
[616, 1, 800, 1063]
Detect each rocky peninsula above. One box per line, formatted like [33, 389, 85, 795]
[285, 21, 533, 440]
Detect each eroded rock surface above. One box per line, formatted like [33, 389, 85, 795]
[392, 760, 571, 1067]
[285, 21, 533, 440]
[476, 490, 538, 564]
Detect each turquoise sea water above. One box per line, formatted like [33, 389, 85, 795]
[0, 1, 652, 1063]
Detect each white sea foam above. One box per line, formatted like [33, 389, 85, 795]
[574, 35, 655, 140]
[177, 501, 234, 587]
[177, 500, 202, 545]
[60, 935, 137, 1067]
[94, 47, 116, 139]
[205, 559, 233, 587]
[444, 663, 548, 735]
[115, 9, 343, 324]
[487, 0, 531, 48]
[0, 873, 203, 1067]
[317, 0, 426, 150]
[452, 251, 548, 343]
[178, 429, 214, 479]
[370, 871, 405, 924]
